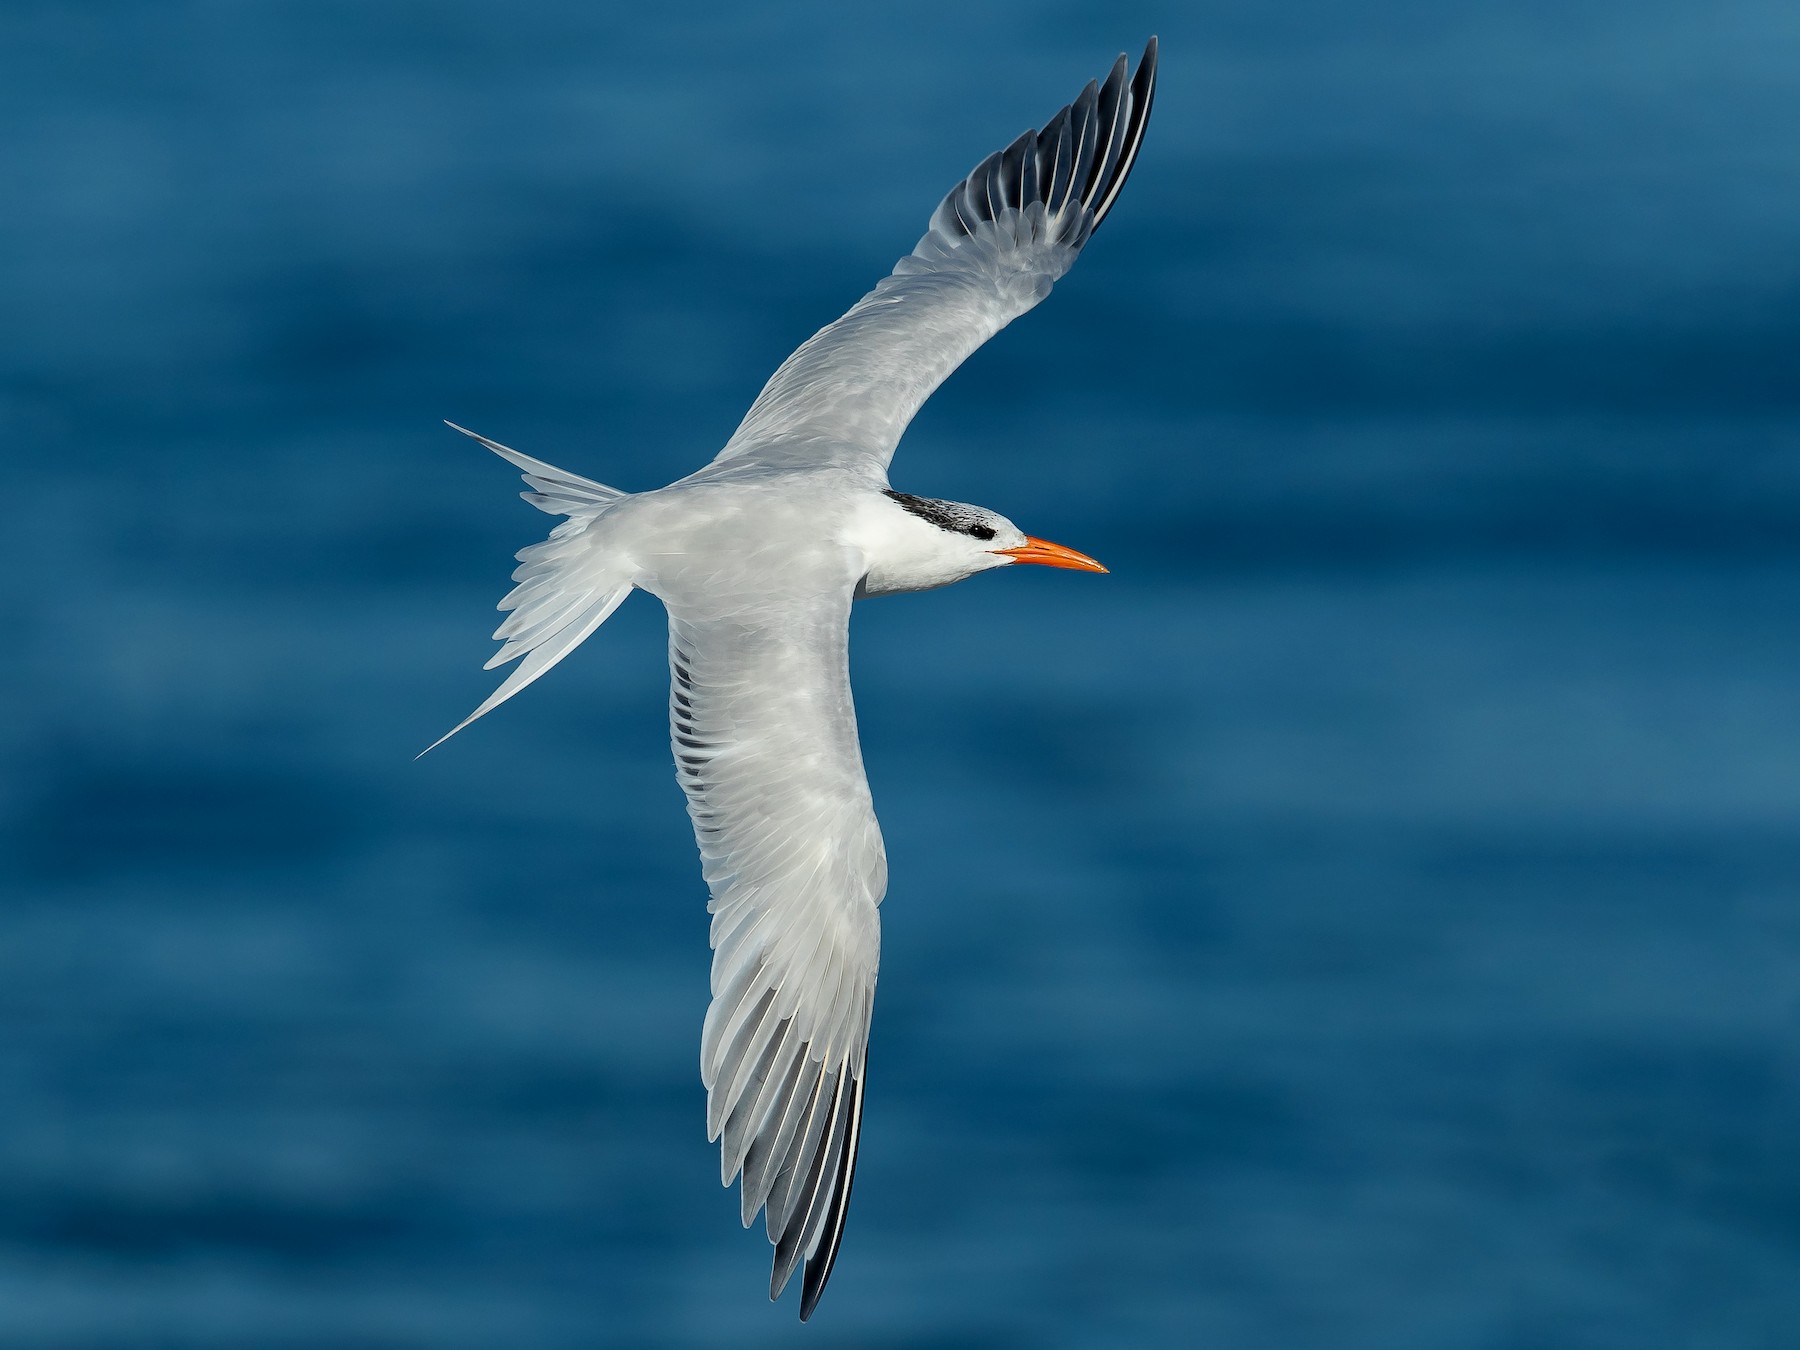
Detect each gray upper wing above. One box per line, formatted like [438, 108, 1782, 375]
[665, 571, 882, 1319]
[705, 38, 1157, 479]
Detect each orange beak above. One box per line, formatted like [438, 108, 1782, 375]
[992, 536, 1109, 573]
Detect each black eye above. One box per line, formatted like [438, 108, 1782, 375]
[969, 524, 996, 541]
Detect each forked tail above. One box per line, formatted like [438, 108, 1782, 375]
[422, 423, 634, 754]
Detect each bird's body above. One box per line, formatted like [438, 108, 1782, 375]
[434, 40, 1158, 1319]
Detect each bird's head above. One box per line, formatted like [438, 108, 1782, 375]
[856, 490, 1107, 596]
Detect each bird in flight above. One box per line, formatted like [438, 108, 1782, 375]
[432, 38, 1157, 1319]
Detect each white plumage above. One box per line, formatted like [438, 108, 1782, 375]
[434, 39, 1157, 1319]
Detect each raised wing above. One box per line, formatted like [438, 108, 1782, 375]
[666, 578, 883, 1320]
[706, 37, 1157, 478]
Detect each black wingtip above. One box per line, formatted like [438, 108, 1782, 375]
[1088, 37, 1159, 231]
[927, 38, 1160, 255]
[797, 1071, 867, 1320]
[767, 1066, 852, 1307]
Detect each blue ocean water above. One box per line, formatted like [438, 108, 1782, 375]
[4, 3, 1799, 1345]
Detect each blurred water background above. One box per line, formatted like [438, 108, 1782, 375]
[4, 2, 1800, 1346]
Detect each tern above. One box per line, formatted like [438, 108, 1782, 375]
[433, 39, 1157, 1318]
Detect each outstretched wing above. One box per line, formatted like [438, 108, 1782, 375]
[705, 37, 1157, 478]
[666, 577, 882, 1320]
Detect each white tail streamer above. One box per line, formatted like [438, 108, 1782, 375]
[422, 424, 634, 754]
